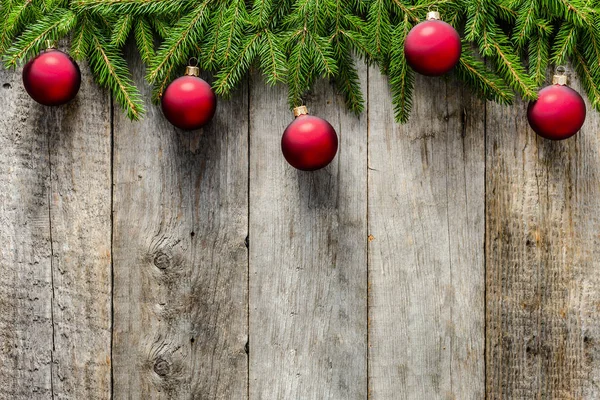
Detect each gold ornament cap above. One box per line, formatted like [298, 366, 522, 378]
[185, 66, 200, 77]
[552, 74, 568, 85]
[553, 66, 568, 85]
[427, 11, 441, 20]
[185, 57, 200, 77]
[293, 105, 309, 117]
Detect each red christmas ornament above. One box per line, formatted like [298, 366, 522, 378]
[281, 106, 338, 171]
[527, 71, 586, 140]
[404, 11, 461, 76]
[22, 47, 81, 106]
[161, 61, 216, 130]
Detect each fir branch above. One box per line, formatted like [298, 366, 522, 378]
[329, 0, 366, 113]
[366, 0, 391, 64]
[4, 8, 75, 67]
[70, 11, 91, 59]
[218, 0, 248, 65]
[573, 46, 600, 110]
[259, 29, 287, 85]
[330, 0, 370, 58]
[496, 2, 518, 22]
[581, 16, 600, 76]
[333, 41, 364, 114]
[309, 33, 337, 77]
[146, 0, 211, 101]
[513, 0, 537, 47]
[135, 18, 154, 63]
[42, 0, 62, 12]
[213, 31, 261, 95]
[111, 13, 133, 46]
[388, 17, 414, 123]
[3, 0, 34, 47]
[251, 0, 272, 28]
[464, 0, 490, 42]
[149, 17, 172, 39]
[2, 0, 600, 123]
[388, 0, 421, 24]
[200, 1, 227, 70]
[456, 46, 514, 104]
[286, 28, 311, 107]
[551, 21, 577, 65]
[489, 29, 537, 99]
[89, 34, 144, 119]
[528, 28, 550, 86]
[552, 0, 592, 27]
[73, 0, 191, 15]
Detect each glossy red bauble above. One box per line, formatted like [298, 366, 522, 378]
[527, 84, 586, 140]
[22, 49, 81, 106]
[161, 75, 216, 130]
[404, 18, 461, 76]
[281, 110, 338, 171]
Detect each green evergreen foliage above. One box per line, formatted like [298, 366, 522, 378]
[2, 0, 600, 121]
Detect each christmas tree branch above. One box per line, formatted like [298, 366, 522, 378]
[259, 30, 287, 85]
[73, 0, 190, 15]
[2, 0, 600, 123]
[70, 12, 91, 59]
[455, 48, 514, 104]
[89, 33, 144, 119]
[213, 31, 261, 95]
[388, 16, 414, 123]
[146, 0, 211, 101]
[573, 46, 600, 110]
[134, 18, 154, 63]
[111, 13, 132, 46]
[528, 31, 550, 86]
[4, 8, 74, 66]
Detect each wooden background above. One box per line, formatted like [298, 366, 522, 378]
[1, 51, 599, 400]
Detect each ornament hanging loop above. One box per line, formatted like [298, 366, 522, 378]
[427, 5, 440, 20]
[553, 66, 568, 85]
[45, 40, 57, 50]
[185, 57, 200, 77]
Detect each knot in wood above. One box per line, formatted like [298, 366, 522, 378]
[153, 251, 171, 270]
[153, 358, 170, 376]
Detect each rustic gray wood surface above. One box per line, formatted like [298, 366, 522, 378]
[1, 57, 599, 399]
[486, 77, 600, 399]
[0, 62, 111, 400]
[112, 50, 247, 400]
[248, 66, 367, 399]
[368, 71, 485, 399]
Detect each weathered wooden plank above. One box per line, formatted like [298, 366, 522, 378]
[367, 71, 485, 399]
[112, 50, 248, 399]
[248, 67, 368, 398]
[0, 66, 54, 400]
[485, 78, 600, 398]
[187, 80, 248, 399]
[46, 61, 112, 399]
[0, 60, 112, 399]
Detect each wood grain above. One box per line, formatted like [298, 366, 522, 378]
[0, 61, 111, 399]
[0, 60, 112, 399]
[248, 67, 368, 399]
[47, 61, 112, 400]
[187, 78, 248, 400]
[485, 78, 600, 399]
[112, 49, 248, 400]
[0, 65, 54, 400]
[4, 52, 600, 399]
[367, 71, 486, 399]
